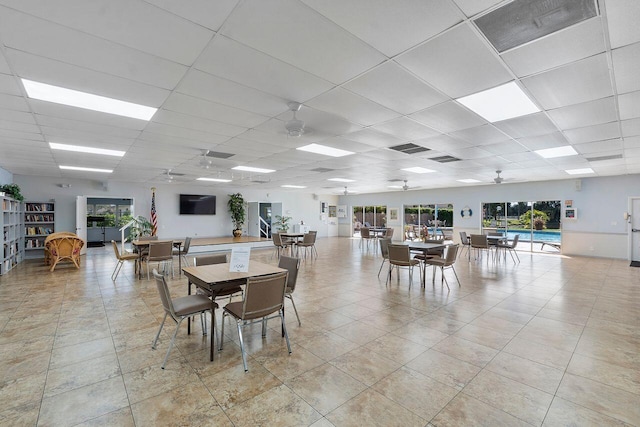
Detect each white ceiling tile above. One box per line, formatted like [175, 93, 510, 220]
[0, 120, 38, 135]
[161, 93, 268, 129]
[446, 146, 493, 159]
[410, 101, 486, 133]
[370, 117, 441, 141]
[195, 36, 333, 103]
[341, 129, 405, 149]
[604, 0, 640, 48]
[141, 123, 232, 146]
[416, 134, 472, 152]
[0, 51, 10, 74]
[344, 61, 448, 115]
[302, 0, 462, 56]
[563, 122, 621, 144]
[306, 87, 400, 127]
[0, 0, 214, 64]
[482, 141, 528, 155]
[220, 0, 386, 84]
[517, 132, 568, 151]
[144, 0, 239, 31]
[522, 54, 613, 109]
[6, 49, 170, 107]
[35, 115, 141, 140]
[0, 109, 36, 125]
[624, 136, 640, 148]
[152, 110, 247, 138]
[547, 97, 618, 129]
[0, 9, 188, 90]
[0, 73, 22, 96]
[178, 69, 287, 116]
[450, 124, 511, 146]
[612, 42, 640, 94]
[0, 93, 30, 111]
[618, 90, 640, 120]
[575, 139, 623, 154]
[452, 0, 502, 17]
[622, 118, 640, 137]
[494, 112, 559, 138]
[502, 18, 606, 78]
[396, 23, 512, 97]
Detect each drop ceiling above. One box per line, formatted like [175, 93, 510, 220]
[0, 0, 638, 194]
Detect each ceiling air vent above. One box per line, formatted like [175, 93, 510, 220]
[206, 151, 235, 159]
[311, 167, 335, 173]
[585, 154, 623, 162]
[389, 143, 431, 155]
[430, 155, 461, 163]
[475, 0, 598, 53]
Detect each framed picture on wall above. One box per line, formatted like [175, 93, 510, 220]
[564, 208, 577, 219]
[388, 207, 399, 224]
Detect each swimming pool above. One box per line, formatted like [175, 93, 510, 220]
[505, 230, 561, 243]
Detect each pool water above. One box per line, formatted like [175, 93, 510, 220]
[505, 230, 561, 243]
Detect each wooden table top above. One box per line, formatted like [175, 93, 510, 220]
[182, 261, 286, 284]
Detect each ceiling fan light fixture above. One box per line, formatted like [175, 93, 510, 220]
[199, 150, 212, 169]
[285, 101, 305, 137]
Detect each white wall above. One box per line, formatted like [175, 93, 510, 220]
[0, 166, 12, 185]
[338, 174, 640, 260]
[13, 175, 338, 238]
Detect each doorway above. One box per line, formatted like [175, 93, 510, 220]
[248, 202, 282, 238]
[629, 197, 640, 263]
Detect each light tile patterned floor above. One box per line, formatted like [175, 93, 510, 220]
[0, 238, 639, 426]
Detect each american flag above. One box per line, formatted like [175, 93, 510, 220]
[150, 187, 158, 236]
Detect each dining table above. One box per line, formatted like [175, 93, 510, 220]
[182, 261, 287, 361]
[279, 232, 305, 256]
[131, 239, 184, 280]
[400, 241, 449, 286]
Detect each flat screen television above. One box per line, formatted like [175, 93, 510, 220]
[179, 194, 216, 215]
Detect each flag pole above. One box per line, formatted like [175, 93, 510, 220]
[150, 187, 158, 236]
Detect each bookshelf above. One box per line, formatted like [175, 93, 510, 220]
[1, 195, 24, 275]
[24, 201, 55, 258]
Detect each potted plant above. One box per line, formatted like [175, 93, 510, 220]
[128, 215, 152, 241]
[227, 193, 246, 237]
[0, 183, 24, 201]
[273, 215, 292, 232]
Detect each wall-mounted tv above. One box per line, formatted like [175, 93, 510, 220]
[179, 194, 216, 215]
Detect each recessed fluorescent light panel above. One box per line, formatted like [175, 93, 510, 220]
[534, 146, 578, 158]
[297, 144, 354, 157]
[565, 168, 594, 175]
[281, 185, 307, 189]
[456, 82, 540, 122]
[197, 177, 232, 183]
[60, 165, 112, 173]
[328, 178, 355, 182]
[232, 166, 275, 173]
[402, 167, 435, 174]
[49, 142, 125, 157]
[22, 79, 157, 121]
[457, 179, 481, 183]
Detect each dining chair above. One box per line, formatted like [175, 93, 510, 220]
[377, 237, 392, 278]
[278, 255, 301, 326]
[219, 271, 291, 371]
[296, 232, 317, 259]
[497, 234, 520, 263]
[459, 231, 471, 257]
[111, 240, 138, 281]
[151, 269, 216, 369]
[172, 236, 192, 267]
[193, 253, 244, 303]
[470, 234, 491, 261]
[424, 244, 461, 290]
[272, 233, 290, 258]
[387, 244, 422, 287]
[360, 227, 375, 250]
[146, 241, 174, 279]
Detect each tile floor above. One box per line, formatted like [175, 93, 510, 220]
[0, 237, 639, 426]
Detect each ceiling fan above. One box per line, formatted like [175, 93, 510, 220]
[199, 150, 212, 169]
[164, 169, 174, 183]
[403, 180, 410, 191]
[494, 170, 505, 184]
[285, 101, 305, 137]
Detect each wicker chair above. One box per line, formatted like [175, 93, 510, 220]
[45, 233, 84, 272]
